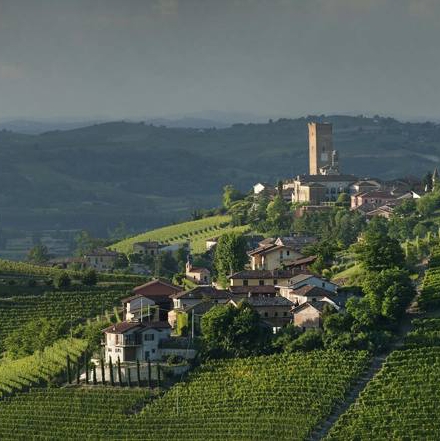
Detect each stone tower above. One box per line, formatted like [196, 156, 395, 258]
[308, 122, 333, 175]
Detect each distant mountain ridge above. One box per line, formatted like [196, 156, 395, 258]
[0, 114, 438, 236]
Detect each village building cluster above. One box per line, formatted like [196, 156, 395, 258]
[254, 122, 427, 219]
[99, 120, 437, 365]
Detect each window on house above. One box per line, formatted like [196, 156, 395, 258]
[243, 280, 248, 286]
[274, 312, 278, 317]
[273, 279, 278, 285]
[259, 280, 264, 286]
[264, 312, 268, 317]
[283, 312, 287, 317]
[322, 282, 325, 287]
[144, 351, 150, 361]
[152, 349, 156, 353]
[286, 250, 290, 256]
[144, 333, 154, 341]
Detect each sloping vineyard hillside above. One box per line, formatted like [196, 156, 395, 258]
[110, 215, 249, 254]
[0, 350, 369, 440]
[325, 319, 440, 438]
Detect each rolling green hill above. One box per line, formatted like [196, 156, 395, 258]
[110, 215, 250, 254]
[0, 114, 439, 239]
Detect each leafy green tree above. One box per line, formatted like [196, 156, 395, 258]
[222, 185, 244, 209]
[4, 318, 65, 359]
[336, 192, 350, 207]
[288, 329, 323, 351]
[266, 195, 291, 234]
[55, 272, 71, 289]
[417, 191, 440, 217]
[74, 231, 106, 256]
[114, 253, 129, 269]
[362, 268, 414, 321]
[214, 232, 248, 286]
[27, 244, 50, 264]
[201, 302, 270, 359]
[81, 269, 98, 286]
[355, 217, 405, 271]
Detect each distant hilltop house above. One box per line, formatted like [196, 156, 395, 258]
[185, 255, 211, 285]
[252, 121, 427, 215]
[84, 248, 119, 272]
[248, 238, 304, 271]
[132, 241, 164, 257]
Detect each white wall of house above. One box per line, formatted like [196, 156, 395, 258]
[105, 327, 171, 363]
[289, 276, 338, 293]
[251, 248, 302, 270]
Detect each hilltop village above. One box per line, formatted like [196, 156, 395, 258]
[2, 120, 440, 440]
[91, 122, 434, 365]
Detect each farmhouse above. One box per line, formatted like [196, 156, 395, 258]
[280, 284, 341, 307]
[248, 243, 303, 271]
[84, 248, 119, 271]
[229, 294, 293, 330]
[185, 256, 211, 285]
[132, 241, 164, 257]
[122, 279, 180, 322]
[228, 269, 296, 288]
[103, 320, 171, 362]
[170, 286, 231, 310]
[293, 301, 335, 330]
[283, 274, 339, 293]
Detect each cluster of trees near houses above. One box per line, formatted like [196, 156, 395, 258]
[200, 216, 415, 358]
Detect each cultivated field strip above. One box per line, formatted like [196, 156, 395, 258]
[0, 350, 369, 440]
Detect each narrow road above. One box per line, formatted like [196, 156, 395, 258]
[308, 277, 424, 441]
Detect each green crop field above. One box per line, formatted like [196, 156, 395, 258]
[0, 338, 87, 398]
[110, 215, 241, 254]
[326, 317, 440, 440]
[0, 350, 369, 440]
[419, 246, 440, 310]
[0, 259, 145, 284]
[0, 287, 133, 351]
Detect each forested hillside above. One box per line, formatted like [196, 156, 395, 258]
[0, 115, 439, 236]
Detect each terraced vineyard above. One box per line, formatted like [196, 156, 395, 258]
[0, 338, 87, 398]
[325, 318, 440, 440]
[0, 350, 369, 440]
[110, 215, 249, 254]
[419, 245, 440, 310]
[0, 287, 131, 350]
[0, 259, 145, 283]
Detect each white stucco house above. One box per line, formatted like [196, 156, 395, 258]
[103, 321, 171, 362]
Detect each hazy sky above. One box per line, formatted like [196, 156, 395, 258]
[1, 0, 440, 121]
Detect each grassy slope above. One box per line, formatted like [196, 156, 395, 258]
[111, 215, 250, 254]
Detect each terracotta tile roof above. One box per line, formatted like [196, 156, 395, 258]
[86, 247, 119, 257]
[102, 320, 170, 334]
[229, 285, 277, 295]
[235, 295, 293, 307]
[290, 285, 333, 297]
[171, 286, 230, 300]
[292, 300, 330, 314]
[229, 269, 294, 280]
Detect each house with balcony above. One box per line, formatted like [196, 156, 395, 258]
[103, 321, 171, 362]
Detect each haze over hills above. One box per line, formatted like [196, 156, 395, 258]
[0, 114, 439, 239]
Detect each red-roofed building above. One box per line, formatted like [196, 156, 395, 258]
[122, 279, 181, 322]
